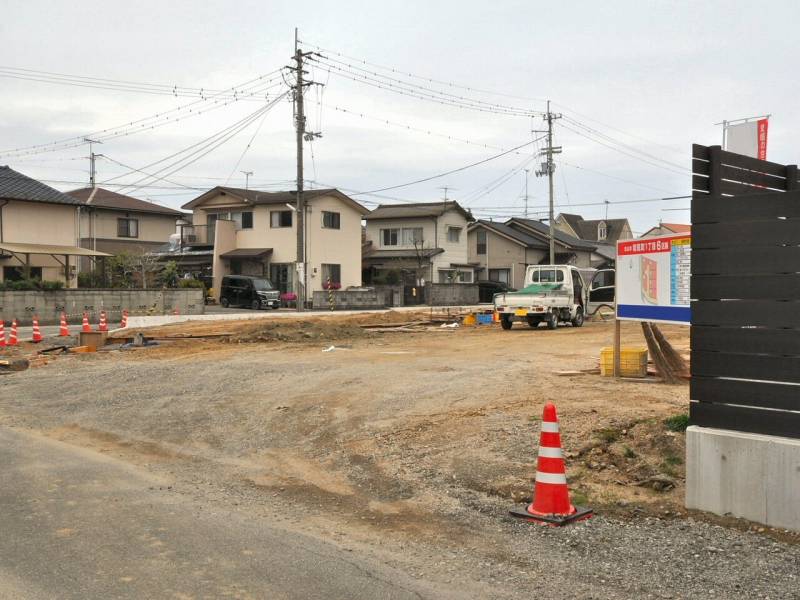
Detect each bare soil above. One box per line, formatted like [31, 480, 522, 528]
[2, 314, 798, 598]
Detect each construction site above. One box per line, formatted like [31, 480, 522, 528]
[2, 311, 798, 598]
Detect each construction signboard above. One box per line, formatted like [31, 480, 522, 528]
[616, 234, 691, 325]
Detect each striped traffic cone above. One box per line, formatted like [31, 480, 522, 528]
[120, 309, 128, 328]
[59, 312, 70, 336]
[98, 310, 108, 332]
[510, 403, 592, 526]
[173, 307, 179, 316]
[31, 316, 43, 343]
[0, 320, 5, 348]
[81, 312, 91, 333]
[9, 320, 18, 346]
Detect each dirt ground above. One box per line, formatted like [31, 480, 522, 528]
[2, 313, 799, 598]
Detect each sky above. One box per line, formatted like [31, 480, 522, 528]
[1, 0, 798, 235]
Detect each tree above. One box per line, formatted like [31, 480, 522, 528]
[411, 237, 431, 287]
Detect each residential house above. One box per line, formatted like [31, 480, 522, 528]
[173, 186, 367, 300]
[554, 212, 633, 267]
[0, 166, 109, 287]
[362, 201, 476, 284]
[66, 187, 184, 270]
[640, 222, 692, 238]
[467, 218, 597, 289]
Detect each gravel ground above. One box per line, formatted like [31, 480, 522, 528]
[1, 317, 798, 598]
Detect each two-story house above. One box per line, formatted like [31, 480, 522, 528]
[554, 212, 634, 267]
[66, 187, 184, 270]
[467, 217, 597, 289]
[175, 186, 367, 301]
[362, 201, 476, 285]
[0, 166, 110, 287]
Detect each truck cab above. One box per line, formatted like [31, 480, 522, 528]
[493, 265, 588, 330]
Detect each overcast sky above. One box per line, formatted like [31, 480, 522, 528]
[2, 1, 797, 234]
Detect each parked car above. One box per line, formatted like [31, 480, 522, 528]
[219, 275, 281, 310]
[477, 280, 515, 303]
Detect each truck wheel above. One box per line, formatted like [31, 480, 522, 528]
[547, 313, 558, 330]
[220, 297, 230, 308]
[500, 315, 513, 330]
[571, 307, 585, 328]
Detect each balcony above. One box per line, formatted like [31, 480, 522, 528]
[179, 224, 214, 248]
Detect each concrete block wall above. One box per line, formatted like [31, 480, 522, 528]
[0, 289, 205, 325]
[311, 289, 387, 310]
[425, 283, 479, 306]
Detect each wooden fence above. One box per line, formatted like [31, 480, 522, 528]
[690, 144, 800, 438]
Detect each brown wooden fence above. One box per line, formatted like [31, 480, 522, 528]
[690, 144, 800, 438]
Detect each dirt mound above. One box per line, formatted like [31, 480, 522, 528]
[223, 318, 369, 344]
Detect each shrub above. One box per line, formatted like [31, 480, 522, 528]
[8, 279, 39, 291]
[178, 278, 205, 289]
[384, 269, 401, 285]
[664, 413, 690, 432]
[38, 280, 64, 291]
[78, 271, 107, 288]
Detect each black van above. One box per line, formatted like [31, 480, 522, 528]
[219, 275, 281, 310]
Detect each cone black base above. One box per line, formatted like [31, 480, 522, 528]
[509, 505, 593, 526]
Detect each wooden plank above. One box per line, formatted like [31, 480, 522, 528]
[692, 174, 710, 192]
[691, 326, 800, 355]
[720, 148, 787, 177]
[692, 220, 800, 248]
[692, 144, 709, 160]
[690, 401, 800, 439]
[692, 350, 800, 383]
[692, 300, 800, 328]
[721, 164, 787, 189]
[692, 273, 800, 300]
[719, 179, 777, 196]
[692, 158, 710, 176]
[692, 377, 800, 412]
[692, 246, 800, 275]
[692, 191, 800, 223]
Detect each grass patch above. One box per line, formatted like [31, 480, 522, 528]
[571, 490, 589, 505]
[664, 413, 690, 432]
[664, 454, 683, 466]
[622, 445, 637, 459]
[596, 428, 621, 444]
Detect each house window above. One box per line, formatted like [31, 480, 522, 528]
[381, 228, 399, 246]
[209, 210, 253, 230]
[4, 266, 42, 281]
[488, 269, 510, 284]
[322, 211, 341, 229]
[271, 210, 293, 228]
[438, 269, 473, 283]
[117, 217, 139, 238]
[322, 263, 341, 284]
[447, 226, 461, 243]
[401, 227, 423, 245]
[476, 229, 487, 255]
[598, 221, 607, 240]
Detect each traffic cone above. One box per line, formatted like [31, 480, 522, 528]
[0, 320, 5, 348]
[493, 311, 500, 323]
[120, 309, 128, 328]
[82, 312, 91, 333]
[173, 306, 179, 316]
[9, 320, 18, 346]
[31, 316, 43, 343]
[510, 403, 593, 526]
[59, 312, 70, 337]
[98, 310, 108, 332]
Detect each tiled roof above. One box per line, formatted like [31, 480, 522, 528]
[0, 166, 82, 205]
[365, 201, 472, 221]
[469, 220, 548, 249]
[507, 218, 597, 251]
[66, 187, 182, 216]
[182, 187, 368, 214]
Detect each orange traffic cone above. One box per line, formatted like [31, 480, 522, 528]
[31, 315, 43, 343]
[59, 312, 70, 336]
[0, 320, 5, 348]
[173, 306, 179, 316]
[81, 312, 91, 333]
[98, 310, 108, 332]
[9, 320, 18, 346]
[120, 309, 128, 328]
[510, 403, 592, 526]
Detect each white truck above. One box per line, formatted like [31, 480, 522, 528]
[493, 265, 589, 330]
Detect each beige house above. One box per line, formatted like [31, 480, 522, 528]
[0, 166, 109, 287]
[176, 186, 367, 300]
[67, 187, 183, 268]
[641, 222, 692, 238]
[362, 201, 475, 284]
[467, 218, 597, 289]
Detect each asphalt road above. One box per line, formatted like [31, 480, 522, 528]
[0, 427, 444, 600]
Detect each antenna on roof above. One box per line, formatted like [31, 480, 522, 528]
[241, 170, 253, 190]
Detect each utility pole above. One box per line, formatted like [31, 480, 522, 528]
[292, 29, 309, 312]
[241, 170, 253, 190]
[84, 137, 103, 187]
[535, 100, 561, 264]
[523, 169, 530, 219]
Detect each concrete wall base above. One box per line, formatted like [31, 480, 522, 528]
[686, 425, 800, 532]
